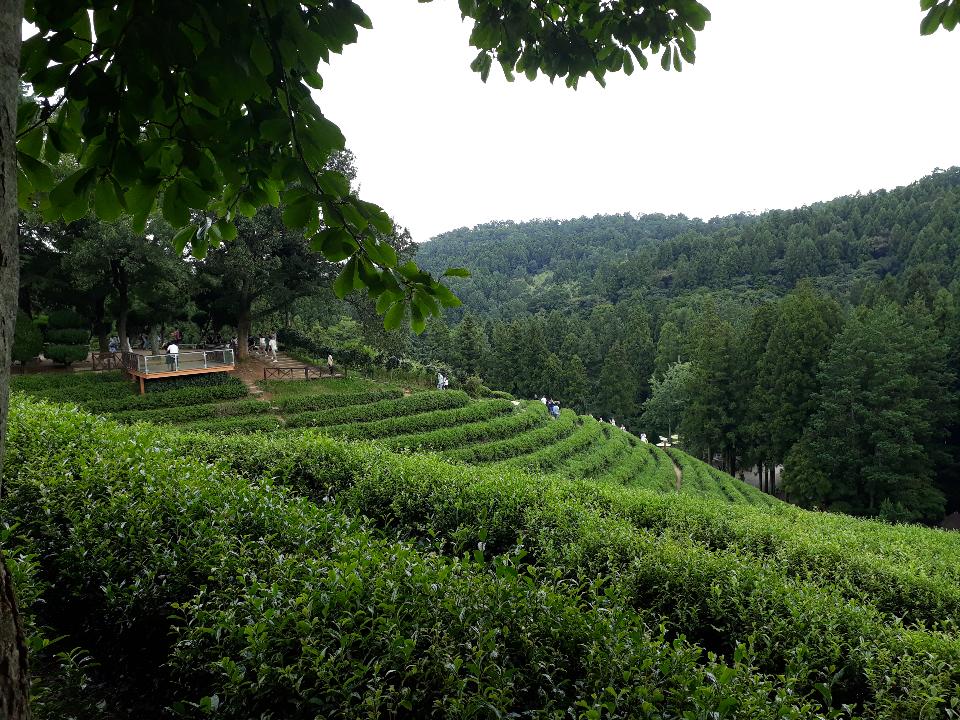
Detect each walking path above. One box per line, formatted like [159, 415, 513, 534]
[672, 458, 682, 491]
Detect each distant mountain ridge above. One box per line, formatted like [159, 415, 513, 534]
[417, 167, 960, 318]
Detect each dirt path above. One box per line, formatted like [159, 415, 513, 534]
[672, 459, 682, 491]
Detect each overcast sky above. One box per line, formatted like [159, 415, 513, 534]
[321, 1, 959, 242]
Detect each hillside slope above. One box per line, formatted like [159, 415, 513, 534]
[12, 371, 772, 506]
[416, 167, 960, 317]
[6, 385, 960, 717]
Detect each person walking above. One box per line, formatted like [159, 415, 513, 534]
[327, 353, 335, 376]
[268, 334, 278, 363]
[259, 334, 267, 355]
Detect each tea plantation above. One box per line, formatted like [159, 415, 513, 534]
[6, 371, 960, 718]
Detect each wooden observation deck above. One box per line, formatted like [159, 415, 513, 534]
[122, 348, 235, 394]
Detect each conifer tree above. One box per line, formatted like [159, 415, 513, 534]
[596, 341, 638, 423]
[754, 283, 843, 468]
[654, 320, 684, 377]
[559, 354, 589, 412]
[681, 306, 738, 471]
[784, 303, 953, 522]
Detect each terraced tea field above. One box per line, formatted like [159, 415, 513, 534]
[12, 370, 767, 503]
[9, 371, 960, 718]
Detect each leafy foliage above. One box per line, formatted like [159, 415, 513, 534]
[11, 311, 43, 363]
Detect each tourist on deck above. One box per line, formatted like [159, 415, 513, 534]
[166, 340, 179, 371]
[327, 353, 335, 376]
[268, 334, 278, 363]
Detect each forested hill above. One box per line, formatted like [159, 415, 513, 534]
[417, 167, 960, 318]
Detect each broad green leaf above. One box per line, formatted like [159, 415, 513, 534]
[443, 267, 471, 278]
[17, 152, 55, 192]
[383, 300, 406, 330]
[94, 177, 124, 221]
[215, 219, 237, 241]
[282, 196, 317, 229]
[362, 237, 397, 267]
[251, 34, 273, 76]
[333, 257, 359, 298]
[162, 186, 190, 227]
[172, 224, 196, 254]
[433, 283, 462, 308]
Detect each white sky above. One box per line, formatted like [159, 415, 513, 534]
[320, 0, 960, 242]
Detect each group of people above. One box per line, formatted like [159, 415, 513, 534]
[251, 333, 280, 363]
[437, 372, 449, 390]
[540, 396, 562, 419]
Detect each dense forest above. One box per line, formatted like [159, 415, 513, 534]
[414, 167, 960, 522]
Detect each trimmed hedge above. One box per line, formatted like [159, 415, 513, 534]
[561, 427, 633, 478]
[315, 399, 515, 440]
[276, 388, 403, 413]
[4, 397, 803, 719]
[381, 402, 548, 453]
[84, 378, 249, 412]
[283, 390, 470, 428]
[108, 399, 272, 425]
[168, 424, 960, 717]
[444, 409, 578, 464]
[176, 415, 282, 434]
[493, 417, 606, 472]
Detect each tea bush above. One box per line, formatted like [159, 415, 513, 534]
[282, 390, 471, 428]
[314, 399, 515, 439]
[107, 399, 271, 425]
[444, 409, 578, 463]
[3, 397, 833, 719]
[275, 388, 403, 413]
[380, 401, 549, 452]
[494, 417, 606, 472]
[172, 423, 960, 717]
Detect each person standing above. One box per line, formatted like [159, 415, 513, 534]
[259, 334, 267, 355]
[327, 353, 334, 376]
[268, 334, 278, 363]
[166, 339, 179, 371]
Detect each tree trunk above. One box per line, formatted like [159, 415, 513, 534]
[237, 303, 251, 361]
[0, 556, 30, 720]
[1, 2, 32, 717]
[111, 260, 130, 351]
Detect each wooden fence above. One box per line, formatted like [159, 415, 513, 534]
[263, 365, 334, 381]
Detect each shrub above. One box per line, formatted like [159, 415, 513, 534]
[317, 399, 515, 440]
[444, 408, 577, 463]
[12, 311, 43, 364]
[489, 390, 514, 400]
[177, 415, 282, 434]
[170, 421, 960, 718]
[381, 402, 548, 452]
[149, 373, 237, 392]
[85, 377, 248, 412]
[4, 396, 806, 719]
[44, 343, 90, 365]
[461, 374, 492, 398]
[108, 399, 272, 425]
[276, 388, 403, 413]
[44, 309, 90, 366]
[44, 328, 92, 345]
[283, 390, 471, 428]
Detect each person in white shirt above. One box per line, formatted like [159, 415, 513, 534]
[166, 341, 179, 371]
[268, 334, 278, 363]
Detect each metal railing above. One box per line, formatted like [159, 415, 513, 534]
[122, 349, 234, 375]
